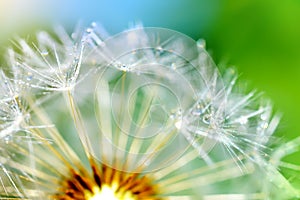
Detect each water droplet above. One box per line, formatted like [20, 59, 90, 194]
[4, 135, 12, 144]
[177, 108, 182, 115]
[175, 120, 182, 129]
[91, 22, 97, 27]
[169, 113, 176, 120]
[192, 109, 202, 116]
[202, 114, 211, 124]
[197, 39, 206, 49]
[170, 108, 182, 120]
[238, 116, 248, 125]
[73, 57, 80, 63]
[71, 32, 77, 39]
[260, 113, 268, 120]
[156, 46, 163, 54]
[120, 65, 130, 72]
[171, 63, 176, 70]
[260, 122, 269, 129]
[192, 103, 205, 116]
[41, 51, 49, 56]
[169, 108, 183, 129]
[26, 72, 33, 81]
[230, 79, 235, 86]
[86, 28, 93, 33]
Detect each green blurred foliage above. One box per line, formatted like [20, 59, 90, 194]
[202, 0, 300, 142]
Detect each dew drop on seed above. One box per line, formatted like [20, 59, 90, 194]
[202, 114, 211, 124]
[156, 46, 163, 54]
[197, 39, 206, 49]
[260, 113, 268, 120]
[91, 22, 97, 27]
[170, 108, 182, 119]
[177, 108, 182, 115]
[230, 80, 235, 86]
[4, 135, 12, 144]
[41, 51, 49, 56]
[192, 103, 205, 116]
[71, 33, 76, 39]
[238, 116, 248, 125]
[74, 57, 80, 63]
[192, 109, 203, 116]
[260, 122, 269, 129]
[120, 65, 130, 72]
[171, 63, 176, 70]
[3, 80, 8, 86]
[175, 120, 182, 129]
[86, 28, 93, 34]
[170, 108, 183, 129]
[169, 113, 176, 120]
[26, 72, 33, 81]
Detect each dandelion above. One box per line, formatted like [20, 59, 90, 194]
[0, 23, 299, 200]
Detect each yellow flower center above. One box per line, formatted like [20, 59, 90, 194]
[86, 184, 136, 200]
[54, 161, 162, 200]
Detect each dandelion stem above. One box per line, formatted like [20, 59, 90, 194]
[65, 90, 94, 159]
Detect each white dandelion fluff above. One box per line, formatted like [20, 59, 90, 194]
[6, 25, 90, 93]
[0, 69, 30, 140]
[0, 23, 299, 200]
[86, 23, 281, 167]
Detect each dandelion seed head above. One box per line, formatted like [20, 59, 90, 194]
[0, 23, 299, 200]
[87, 24, 287, 170]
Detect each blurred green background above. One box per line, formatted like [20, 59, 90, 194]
[0, 0, 299, 150]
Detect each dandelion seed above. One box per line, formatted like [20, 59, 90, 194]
[6, 25, 90, 93]
[0, 70, 29, 140]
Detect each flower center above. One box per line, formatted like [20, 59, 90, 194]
[55, 161, 161, 200]
[86, 184, 135, 200]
